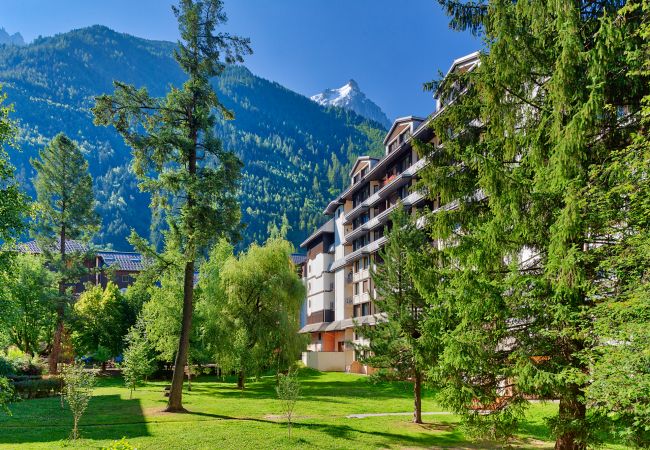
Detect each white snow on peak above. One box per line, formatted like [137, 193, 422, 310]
[310, 79, 391, 129]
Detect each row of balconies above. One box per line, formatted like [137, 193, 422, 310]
[344, 158, 427, 225]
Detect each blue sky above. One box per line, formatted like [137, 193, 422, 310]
[2, 0, 480, 121]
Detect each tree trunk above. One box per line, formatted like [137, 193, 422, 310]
[48, 225, 66, 375]
[554, 384, 586, 450]
[237, 371, 245, 390]
[413, 370, 423, 424]
[101, 360, 107, 372]
[165, 260, 195, 412]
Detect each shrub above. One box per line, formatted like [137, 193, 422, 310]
[0, 350, 45, 377]
[12, 377, 63, 399]
[0, 376, 16, 415]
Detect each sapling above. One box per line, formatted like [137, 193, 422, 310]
[276, 370, 301, 439]
[61, 364, 95, 440]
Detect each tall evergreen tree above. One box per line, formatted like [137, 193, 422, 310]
[415, 0, 649, 448]
[93, 0, 251, 411]
[31, 132, 99, 374]
[584, 2, 650, 444]
[0, 89, 28, 269]
[356, 207, 431, 423]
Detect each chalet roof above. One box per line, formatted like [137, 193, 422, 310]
[300, 218, 335, 249]
[290, 253, 307, 266]
[383, 116, 425, 145]
[348, 156, 379, 177]
[97, 251, 145, 272]
[19, 240, 89, 254]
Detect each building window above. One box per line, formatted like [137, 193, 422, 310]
[361, 302, 370, 316]
[318, 333, 322, 340]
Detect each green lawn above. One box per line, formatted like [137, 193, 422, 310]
[0, 369, 623, 449]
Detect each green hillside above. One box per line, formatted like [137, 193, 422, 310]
[0, 25, 385, 250]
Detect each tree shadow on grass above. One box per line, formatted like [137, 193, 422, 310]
[184, 410, 476, 448]
[0, 394, 150, 445]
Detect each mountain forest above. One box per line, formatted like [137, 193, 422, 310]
[0, 25, 386, 250]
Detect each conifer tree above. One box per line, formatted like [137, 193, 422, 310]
[0, 89, 28, 270]
[416, 0, 649, 447]
[31, 133, 99, 374]
[356, 207, 430, 423]
[93, 0, 251, 411]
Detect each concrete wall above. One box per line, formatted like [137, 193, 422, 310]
[302, 351, 347, 372]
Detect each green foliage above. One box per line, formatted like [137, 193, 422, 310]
[0, 348, 45, 377]
[357, 207, 432, 423]
[276, 370, 301, 439]
[418, 0, 650, 446]
[121, 320, 155, 399]
[72, 282, 130, 360]
[31, 132, 99, 373]
[0, 88, 28, 256]
[61, 364, 95, 440]
[199, 238, 306, 387]
[11, 377, 62, 399]
[102, 438, 138, 450]
[582, 2, 650, 445]
[0, 25, 384, 250]
[31, 133, 99, 248]
[93, 1, 252, 410]
[0, 376, 15, 415]
[0, 253, 56, 355]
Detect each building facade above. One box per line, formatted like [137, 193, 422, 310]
[298, 51, 480, 373]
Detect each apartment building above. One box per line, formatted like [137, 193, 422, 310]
[298, 51, 480, 373]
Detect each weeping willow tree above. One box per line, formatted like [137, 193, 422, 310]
[415, 0, 649, 448]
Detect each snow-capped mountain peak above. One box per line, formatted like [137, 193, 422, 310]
[311, 80, 391, 129]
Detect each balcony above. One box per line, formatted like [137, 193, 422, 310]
[353, 292, 370, 304]
[306, 308, 335, 325]
[345, 236, 387, 263]
[352, 268, 369, 283]
[343, 158, 427, 225]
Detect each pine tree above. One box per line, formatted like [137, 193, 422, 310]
[416, 0, 649, 447]
[31, 133, 99, 375]
[93, 0, 251, 411]
[356, 207, 430, 423]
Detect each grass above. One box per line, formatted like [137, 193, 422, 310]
[0, 369, 625, 449]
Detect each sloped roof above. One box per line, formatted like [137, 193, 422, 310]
[290, 254, 308, 266]
[97, 251, 145, 272]
[19, 240, 89, 254]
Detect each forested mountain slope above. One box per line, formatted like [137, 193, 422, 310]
[0, 26, 385, 250]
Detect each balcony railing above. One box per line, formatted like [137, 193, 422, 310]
[343, 158, 427, 225]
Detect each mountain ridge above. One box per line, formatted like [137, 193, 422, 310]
[0, 27, 25, 46]
[0, 25, 386, 250]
